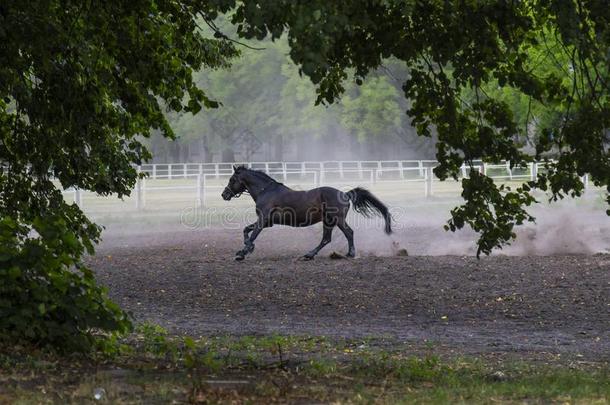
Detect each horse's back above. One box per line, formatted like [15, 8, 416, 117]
[260, 186, 348, 227]
[269, 186, 343, 204]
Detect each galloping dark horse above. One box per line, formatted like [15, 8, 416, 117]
[222, 166, 392, 261]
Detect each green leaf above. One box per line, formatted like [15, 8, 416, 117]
[8, 266, 21, 279]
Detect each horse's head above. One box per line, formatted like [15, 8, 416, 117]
[222, 165, 247, 200]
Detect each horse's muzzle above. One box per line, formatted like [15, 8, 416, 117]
[221, 187, 233, 201]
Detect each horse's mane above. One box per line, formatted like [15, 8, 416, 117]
[236, 166, 279, 184]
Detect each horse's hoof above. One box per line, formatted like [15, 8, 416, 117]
[300, 255, 314, 261]
[235, 255, 245, 261]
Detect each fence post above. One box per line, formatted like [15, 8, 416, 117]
[357, 161, 363, 179]
[339, 161, 344, 179]
[134, 166, 142, 210]
[282, 162, 287, 182]
[183, 163, 188, 179]
[168, 164, 172, 179]
[215, 163, 219, 179]
[142, 177, 146, 208]
[135, 168, 143, 210]
[152, 164, 157, 180]
[74, 188, 82, 208]
[425, 166, 433, 197]
[506, 161, 513, 180]
[376, 161, 382, 183]
[530, 162, 537, 181]
[197, 173, 205, 207]
[582, 174, 589, 190]
[418, 160, 424, 177]
[481, 163, 486, 176]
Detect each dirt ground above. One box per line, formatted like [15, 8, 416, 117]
[86, 221, 610, 364]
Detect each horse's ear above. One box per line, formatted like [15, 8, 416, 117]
[233, 165, 237, 172]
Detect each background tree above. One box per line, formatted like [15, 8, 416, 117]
[148, 39, 433, 162]
[274, 58, 347, 160]
[147, 19, 291, 162]
[340, 73, 431, 159]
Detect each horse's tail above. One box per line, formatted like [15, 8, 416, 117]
[346, 187, 392, 234]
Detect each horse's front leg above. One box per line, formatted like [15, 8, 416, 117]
[235, 218, 268, 261]
[243, 222, 257, 244]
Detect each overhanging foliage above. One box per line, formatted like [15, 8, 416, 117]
[0, 1, 237, 349]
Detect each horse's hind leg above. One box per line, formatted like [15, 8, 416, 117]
[303, 224, 333, 260]
[337, 219, 355, 258]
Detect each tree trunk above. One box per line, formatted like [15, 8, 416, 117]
[179, 143, 189, 162]
[296, 135, 307, 161]
[201, 136, 213, 162]
[349, 135, 361, 160]
[274, 134, 284, 161]
[221, 147, 235, 162]
[170, 141, 181, 162]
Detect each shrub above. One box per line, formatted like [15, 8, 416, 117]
[0, 216, 131, 351]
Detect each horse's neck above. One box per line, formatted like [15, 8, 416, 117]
[244, 174, 276, 200]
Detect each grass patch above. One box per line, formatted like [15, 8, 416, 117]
[1, 323, 608, 404]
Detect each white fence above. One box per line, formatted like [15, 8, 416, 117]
[63, 160, 589, 211]
[138, 160, 440, 180]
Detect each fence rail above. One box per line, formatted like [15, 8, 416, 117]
[139, 160, 442, 179]
[62, 160, 590, 211]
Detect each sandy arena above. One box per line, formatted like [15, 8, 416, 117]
[88, 213, 610, 363]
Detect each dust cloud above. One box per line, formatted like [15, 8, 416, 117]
[344, 198, 609, 257]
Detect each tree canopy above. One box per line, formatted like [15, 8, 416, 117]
[1, 0, 608, 348]
[0, 0, 238, 349]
